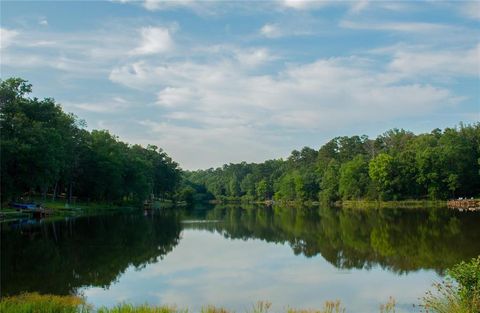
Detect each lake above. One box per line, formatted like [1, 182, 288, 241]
[2, 205, 480, 313]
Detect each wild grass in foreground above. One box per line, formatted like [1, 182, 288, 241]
[0, 297, 400, 313]
[0, 293, 90, 313]
[0, 298, 348, 313]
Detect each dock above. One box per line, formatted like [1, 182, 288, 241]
[447, 199, 480, 211]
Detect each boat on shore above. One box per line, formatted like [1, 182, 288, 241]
[10, 202, 38, 210]
[8, 202, 53, 218]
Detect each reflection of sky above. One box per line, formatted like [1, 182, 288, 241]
[80, 229, 439, 313]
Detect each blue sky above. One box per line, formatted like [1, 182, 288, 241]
[1, 0, 479, 169]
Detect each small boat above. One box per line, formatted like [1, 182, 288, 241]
[10, 202, 38, 210]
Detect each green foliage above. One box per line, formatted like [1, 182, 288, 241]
[318, 160, 340, 203]
[176, 186, 196, 204]
[0, 78, 181, 204]
[185, 123, 479, 203]
[447, 256, 480, 305]
[421, 257, 480, 313]
[339, 155, 370, 200]
[369, 153, 396, 200]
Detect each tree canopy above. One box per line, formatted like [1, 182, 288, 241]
[1, 78, 181, 204]
[185, 126, 480, 202]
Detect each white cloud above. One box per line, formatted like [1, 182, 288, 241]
[0, 28, 18, 49]
[0, 26, 141, 74]
[39, 18, 48, 26]
[109, 46, 470, 168]
[340, 20, 456, 33]
[259, 22, 313, 39]
[459, 1, 480, 20]
[388, 44, 480, 79]
[112, 0, 212, 13]
[156, 87, 198, 108]
[260, 24, 282, 38]
[234, 48, 273, 67]
[130, 27, 173, 55]
[142, 0, 196, 11]
[281, 0, 331, 10]
[349, 0, 369, 14]
[64, 97, 131, 113]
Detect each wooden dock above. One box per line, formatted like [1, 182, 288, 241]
[447, 199, 480, 211]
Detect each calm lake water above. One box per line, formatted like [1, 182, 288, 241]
[2, 205, 480, 313]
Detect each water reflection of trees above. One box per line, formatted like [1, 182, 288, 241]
[3, 206, 479, 297]
[188, 205, 480, 274]
[1, 211, 181, 296]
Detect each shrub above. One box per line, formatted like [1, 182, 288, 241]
[421, 256, 480, 313]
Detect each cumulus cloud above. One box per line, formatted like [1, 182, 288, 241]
[107, 44, 474, 168]
[234, 48, 273, 66]
[459, 1, 480, 20]
[110, 54, 465, 130]
[156, 87, 199, 108]
[0, 28, 18, 49]
[260, 24, 282, 38]
[281, 0, 331, 10]
[388, 44, 480, 79]
[142, 0, 197, 11]
[130, 27, 173, 55]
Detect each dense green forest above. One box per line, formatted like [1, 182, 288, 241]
[2, 77, 479, 205]
[0, 78, 182, 204]
[186, 126, 480, 202]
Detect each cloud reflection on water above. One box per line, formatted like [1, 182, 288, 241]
[81, 229, 437, 313]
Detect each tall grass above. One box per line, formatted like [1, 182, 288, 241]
[0, 296, 366, 313]
[379, 297, 396, 313]
[97, 303, 182, 313]
[0, 292, 90, 313]
[287, 300, 346, 313]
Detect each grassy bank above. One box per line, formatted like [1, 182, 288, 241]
[338, 199, 447, 210]
[204, 198, 450, 210]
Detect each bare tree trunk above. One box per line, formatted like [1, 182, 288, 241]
[68, 181, 73, 204]
[52, 181, 58, 201]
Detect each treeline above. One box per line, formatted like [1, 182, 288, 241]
[186, 124, 480, 202]
[0, 78, 181, 204]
